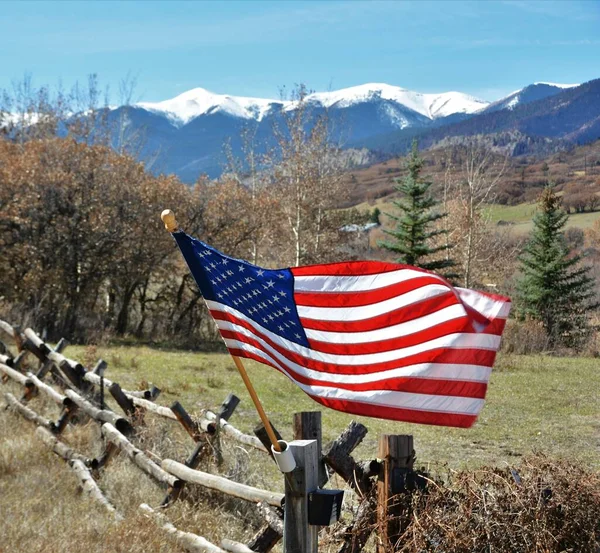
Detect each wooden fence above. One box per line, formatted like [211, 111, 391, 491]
[0, 320, 419, 553]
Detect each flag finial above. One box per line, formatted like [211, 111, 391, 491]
[161, 209, 178, 233]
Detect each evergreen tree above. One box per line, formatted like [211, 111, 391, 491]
[516, 186, 597, 347]
[380, 141, 454, 272]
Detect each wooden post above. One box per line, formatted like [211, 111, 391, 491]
[376, 435, 414, 553]
[171, 400, 201, 441]
[293, 412, 327, 487]
[36, 338, 68, 379]
[109, 382, 136, 416]
[254, 421, 283, 460]
[283, 439, 319, 553]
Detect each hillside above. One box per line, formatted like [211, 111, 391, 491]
[344, 139, 600, 208]
[358, 79, 600, 156]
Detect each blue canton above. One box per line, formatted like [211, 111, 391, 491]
[174, 232, 309, 347]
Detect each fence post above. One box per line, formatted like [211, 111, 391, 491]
[293, 411, 327, 487]
[376, 434, 414, 553]
[284, 439, 319, 553]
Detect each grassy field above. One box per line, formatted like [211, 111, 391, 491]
[357, 196, 600, 235]
[64, 345, 600, 469]
[1, 345, 599, 552]
[486, 202, 600, 234]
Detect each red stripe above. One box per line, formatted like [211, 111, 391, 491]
[226, 347, 488, 398]
[291, 261, 424, 277]
[306, 317, 507, 356]
[298, 291, 460, 332]
[229, 345, 480, 428]
[213, 310, 498, 375]
[294, 275, 447, 307]
[309, 395, 478, 428]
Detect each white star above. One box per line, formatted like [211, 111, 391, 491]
[217, 292, 224, 299]
[277, 274, 285, 279]
[295, 333, 301, 339]
[263, 318, 269, 324]
[278, 325, 284, 331]
[238, 265, 245, 272]
[272, 295, 280, 303]
[268, 314, 275, 321]
[252, 290, 260, 297]
[226, 270, 234, 276]
[210, 280, 217, 286]
[284, 306, 291, 313]
[257, 269, 265, 277]
[266, 280, 275, 288]
[244, 277, 253, 284]
[279, 291, 287, 297]
[210, 262, 217, 269]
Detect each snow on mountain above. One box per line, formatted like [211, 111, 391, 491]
[303, 83, 488, 119]
[137, 87, 283, 127]
[135, 83, 489, 128]
[485, 82, 581, 113]
[533, 82, 580, 88]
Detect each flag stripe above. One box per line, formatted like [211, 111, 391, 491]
[293, 268, 449, 294]
[304, 303, 467, 343]
[291, 260, 409, 277]
[294, 274, 444, 305]
[209, 304, 501, 366]
[296, 284, 457, 322]
[307, 318, 507, 355]
[224, 338, 488, 398]
[210, 305, 500, 373]
[299, 292, 460, 332]
[226, 343, 486, 411]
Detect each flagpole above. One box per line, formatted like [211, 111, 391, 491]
[160, 210, 282, 453]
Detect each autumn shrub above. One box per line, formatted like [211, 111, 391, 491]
[395, 455, 600, 553]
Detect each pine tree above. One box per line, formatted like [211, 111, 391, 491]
[380, 141, 454, 272]
[516, 186, 597, 347]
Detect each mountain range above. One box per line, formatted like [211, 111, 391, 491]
[107, 80, 599, 183]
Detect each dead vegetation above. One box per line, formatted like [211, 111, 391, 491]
[394, 455, 600, 553]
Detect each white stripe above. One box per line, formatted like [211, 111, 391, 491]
[208, 303, 501, 365]
[305, 303, 467, 344]
[224, 337, 492, 384]
[294, 268, 445, 293]
[296, 284, 453, 322]
[457, 288, 512, 320]
[225, 342, 484, 415]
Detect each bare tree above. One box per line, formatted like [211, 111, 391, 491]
[446, 139, 508, 287]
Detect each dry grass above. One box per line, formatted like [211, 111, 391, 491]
[0, 377, 280, 553]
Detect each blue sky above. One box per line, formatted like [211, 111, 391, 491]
[2, 0, 599, 103]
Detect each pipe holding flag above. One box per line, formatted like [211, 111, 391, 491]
[172, 230, 511, 429]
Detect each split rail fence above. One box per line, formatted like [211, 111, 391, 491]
[0, 320, 422, 553]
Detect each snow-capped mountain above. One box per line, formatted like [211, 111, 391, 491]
[111, 83, 490, 180]
[483, 82, 579, 113]
[135, 83, 488, 130]
[138, 88, 284, 127]
[303, 83, 488, 119]
[104, 80, 594, 182]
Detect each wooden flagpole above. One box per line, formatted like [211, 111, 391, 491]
[160, 210, 282, 453]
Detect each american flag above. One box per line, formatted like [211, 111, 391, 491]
[173, 231, 511, 428]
